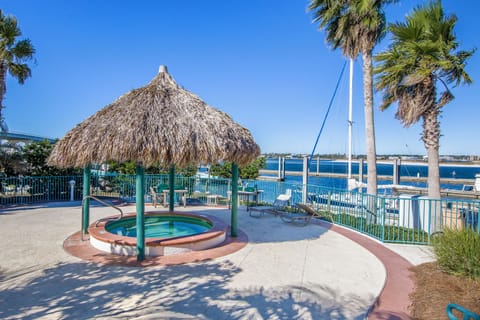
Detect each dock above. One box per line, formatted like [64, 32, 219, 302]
[258, 169, 473, 185]
[258, 170, 480, 200]
[391, 186, 480, 200]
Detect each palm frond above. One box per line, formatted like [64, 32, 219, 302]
[374, 0, 474, 128]
[0, 15, 21, 47]
[11, 39, 35, 60]
[7, 63, 31, 84]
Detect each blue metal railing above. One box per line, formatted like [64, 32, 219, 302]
[1, 174, 478, 244]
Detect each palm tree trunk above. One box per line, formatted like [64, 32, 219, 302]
[362, 51, 377, 196]
[426, 146, 441, 198]
[0, 64, 6, 125]
[423, 107, 442, 233]
[422, 109, 441, 199]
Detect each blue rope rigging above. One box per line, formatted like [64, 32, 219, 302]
[309, 61, 347, 162]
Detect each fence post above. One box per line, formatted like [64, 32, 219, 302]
[327, 191, 331, 213]
[476, 202, 480, 235]
[136, 165, 145, 261]
[381, 196, 386, 242]
[231, 163, 239, 237]
[169, 165, 175, 212]
[82, 165, 91, 234]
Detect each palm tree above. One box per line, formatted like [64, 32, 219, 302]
[374, 1, 474, 232]
[0, 10, 35, 131]
[309, 0, 396, 196]
[0, 141, 25, 176]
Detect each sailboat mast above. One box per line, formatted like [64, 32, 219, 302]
[348, 58, 353, 179]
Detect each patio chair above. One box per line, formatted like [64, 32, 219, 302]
[248, 191, 291, 218]
[280, 203, 322, 226]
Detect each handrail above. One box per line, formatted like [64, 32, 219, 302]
[81, 195, 124, 240]
[446, 303, 480, 320]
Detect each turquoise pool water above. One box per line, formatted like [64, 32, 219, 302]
[106, 215, 212, 238]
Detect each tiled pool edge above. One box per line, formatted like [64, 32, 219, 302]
[88, 211, 227, 256]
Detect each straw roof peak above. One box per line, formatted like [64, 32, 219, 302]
[48, 65, 260, 169]
[158, 65, 168, 74]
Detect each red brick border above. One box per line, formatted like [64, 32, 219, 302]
[63, 226, 248, 267]
[316, 220, 414, 320]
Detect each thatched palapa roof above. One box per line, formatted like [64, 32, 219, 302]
[48, 65, 260, 168]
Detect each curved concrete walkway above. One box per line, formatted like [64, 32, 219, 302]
[0, 203, 434, 319]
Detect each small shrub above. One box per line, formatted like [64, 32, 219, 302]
[370, 225, 429, 243]
[331, 211, 429, 243]
[432, 228, 480, 279]
[334, 212, 366, 228]
[315, 209, 333, 222]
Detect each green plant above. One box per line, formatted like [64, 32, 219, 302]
[0, 142, 24, 175]
[23, 140, 81, 176]
[209, 157, 266, 179]
[331, 211, 429, 243]
[314, 209, 333, 222]
[432, 228, 480, 279]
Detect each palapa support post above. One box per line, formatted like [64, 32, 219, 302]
[231, 162, 239, 237]
[169, 165, 175, 212]
[136, 165, 145, 261]
[82, 164, 91, 234]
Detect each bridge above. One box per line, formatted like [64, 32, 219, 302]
[0, 131, 57, 144]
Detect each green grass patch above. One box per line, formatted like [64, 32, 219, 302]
[331, 212, 429, 243]
[432, 228, 480, 279]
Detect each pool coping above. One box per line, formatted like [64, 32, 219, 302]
[88, 211, 227, 248]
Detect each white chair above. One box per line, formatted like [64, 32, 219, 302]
[249, 189, 291, 218]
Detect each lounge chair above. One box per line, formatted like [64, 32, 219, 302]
[248, 193, 291, 218]
[280, 203, 322, 226]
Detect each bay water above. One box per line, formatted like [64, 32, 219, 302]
[264, 158, 480, 190]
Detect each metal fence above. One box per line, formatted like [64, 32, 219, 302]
[1, 174, 478, 244]
[304, 185, 480, 244]
[0, 175, 83, 205]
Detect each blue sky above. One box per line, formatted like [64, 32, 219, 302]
[2, 1, 479, 156]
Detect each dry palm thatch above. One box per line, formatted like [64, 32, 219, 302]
[48, 66, 260, 168]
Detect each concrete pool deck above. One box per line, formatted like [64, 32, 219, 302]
[0, 202, 435, 319]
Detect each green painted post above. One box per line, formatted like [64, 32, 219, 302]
[169, 165, 175, 212]
[231, 163, 239, 237]
[136, 165, 145, 261]
[381, 196, 386, 242]
[82, 165, 91, 234]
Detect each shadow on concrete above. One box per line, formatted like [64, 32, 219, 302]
[164, 207, 332, 244]
[0, 260, 369, 320]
